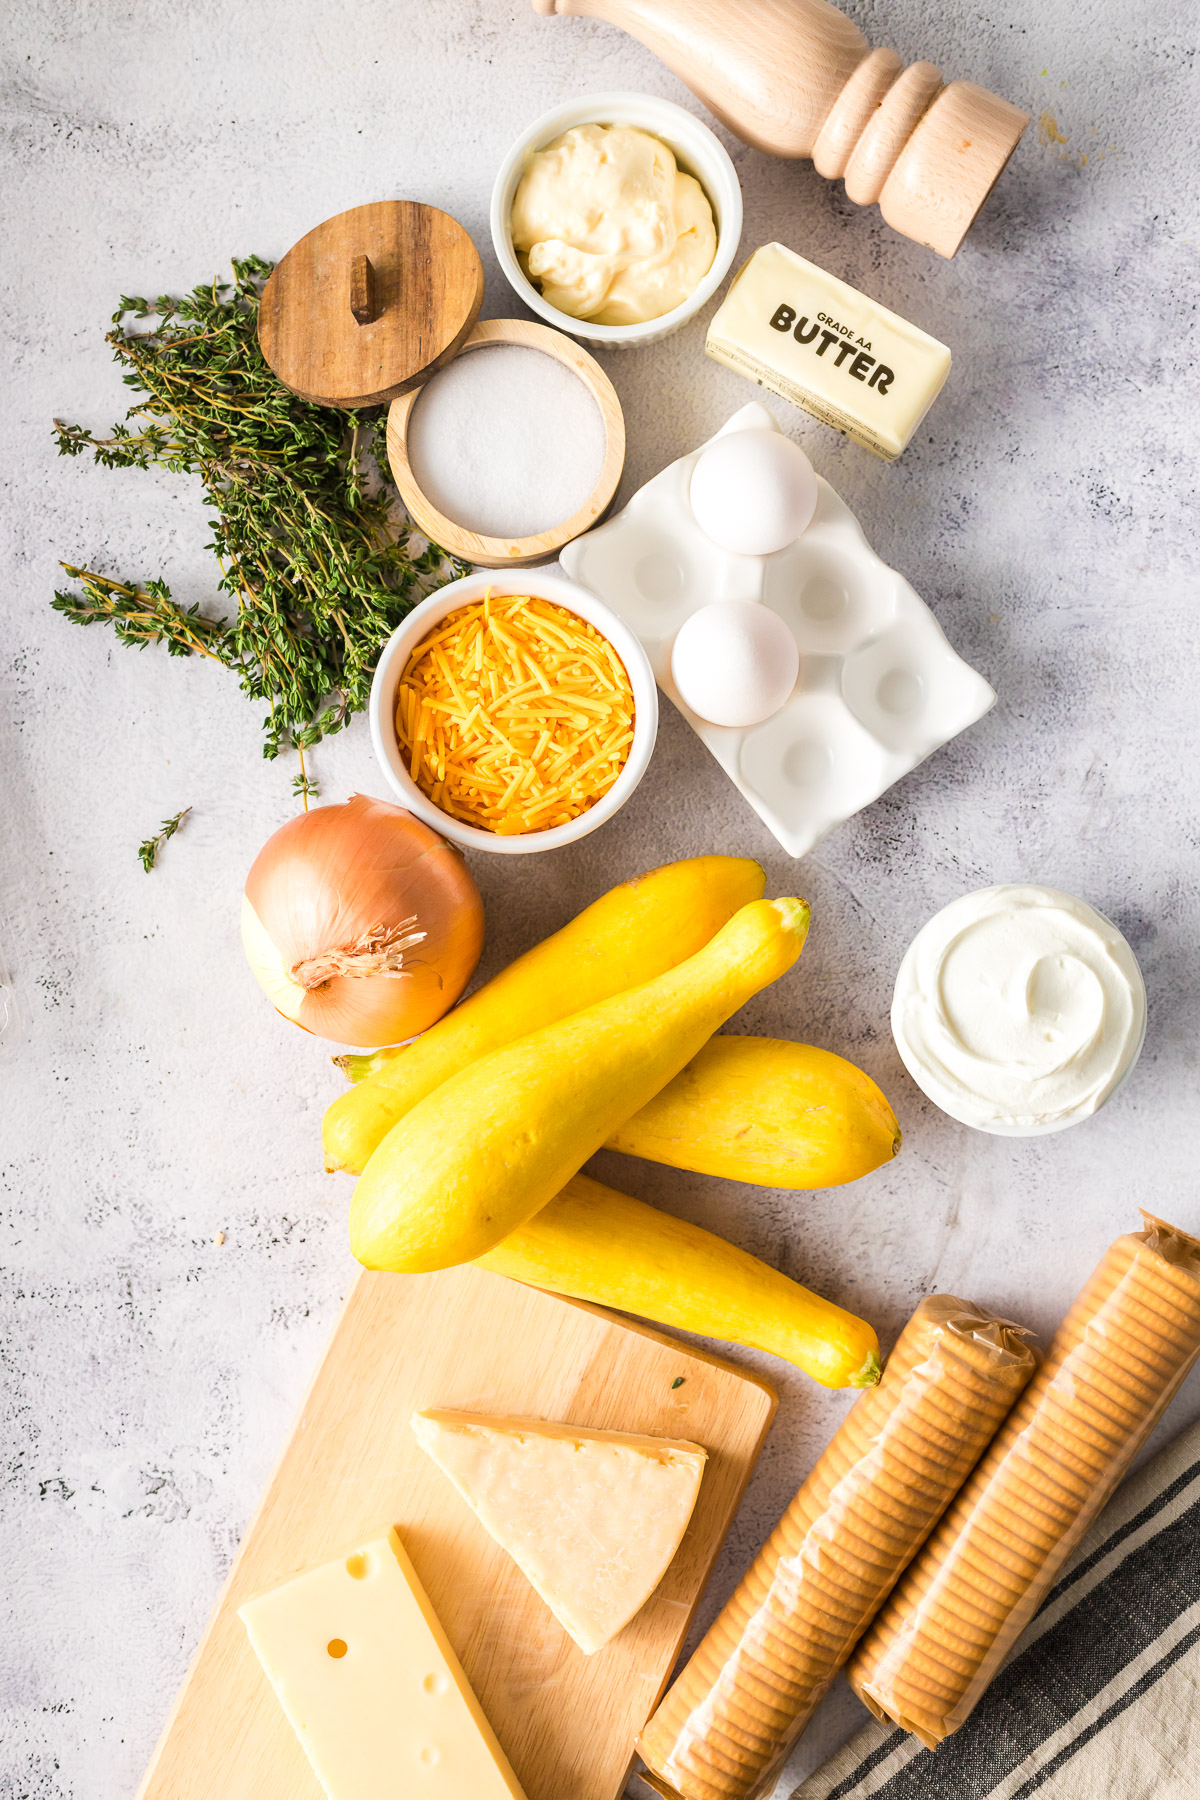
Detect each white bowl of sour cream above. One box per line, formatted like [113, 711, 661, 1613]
[891, 885, 1147, 1137]
[491, 91, 743, 349]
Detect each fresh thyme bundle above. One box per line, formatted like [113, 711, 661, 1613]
[53, 256, 466, 775]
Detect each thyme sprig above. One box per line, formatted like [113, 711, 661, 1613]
[138, 807, 192, 873]
[292, 752, 320, 810]
[53, 256, 467, 761]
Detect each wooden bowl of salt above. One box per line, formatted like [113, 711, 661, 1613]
[386, 318, 626, 568]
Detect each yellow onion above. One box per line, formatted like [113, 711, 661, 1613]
[241, 793, 484, 1047]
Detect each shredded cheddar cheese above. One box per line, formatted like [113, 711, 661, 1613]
[395, 595, 635, 835]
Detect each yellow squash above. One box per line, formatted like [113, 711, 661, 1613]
[324, 854, 764, 1174]
[609, 1036, 900, 1187]
[350, 897, 810, 1273]
[477, 1174, 880, 1390]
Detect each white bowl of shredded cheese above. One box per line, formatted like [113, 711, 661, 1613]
[369, 572, 658, 854]
[491, 91, 743, 349]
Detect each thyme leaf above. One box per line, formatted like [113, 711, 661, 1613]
[139, 807, 192, 873]
[292, 750, 320, 810]
[54, 256, 467, 761]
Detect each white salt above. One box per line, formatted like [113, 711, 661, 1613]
[406, 343, 607, 540]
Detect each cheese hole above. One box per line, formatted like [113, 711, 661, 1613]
[423, 1671, 449, 1696]
[327, 1638, 348, 1659]
[420, 1747, 440, 1766]
[345, 1554, 368, 1580]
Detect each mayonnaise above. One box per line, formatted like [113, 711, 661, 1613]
[510, 123, 716, 327]
[892, 886, 1146, 1136]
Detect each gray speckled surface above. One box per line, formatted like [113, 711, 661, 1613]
[2, 2, 1199, 1795]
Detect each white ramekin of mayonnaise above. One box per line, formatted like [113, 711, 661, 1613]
[892, 885, 1147, 1137]
[491, 91, 742, 349]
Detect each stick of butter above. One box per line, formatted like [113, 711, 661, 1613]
[706, 242, 951, 461]
[239, 1530, 528, 1800]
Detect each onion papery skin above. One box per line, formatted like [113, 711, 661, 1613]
[242, 794, 484, 1048]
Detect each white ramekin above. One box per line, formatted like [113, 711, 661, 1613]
[490, 90, 743, 350]
[369, 571, 658, 855]
[891, 887, 1148, 1137]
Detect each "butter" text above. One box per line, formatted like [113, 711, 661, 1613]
[769, 305, 894, 394]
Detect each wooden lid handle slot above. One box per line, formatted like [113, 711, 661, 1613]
[350, 254, 378, 326]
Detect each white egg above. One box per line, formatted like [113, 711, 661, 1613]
[688, 427, 818, 556]
[671, 601, 800, 729]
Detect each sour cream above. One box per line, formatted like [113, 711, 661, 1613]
[510, 123, 716, 326]
[892, 886, 1146, 1136]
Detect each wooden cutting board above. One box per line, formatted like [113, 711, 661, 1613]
[136, 1264, 777, 1800]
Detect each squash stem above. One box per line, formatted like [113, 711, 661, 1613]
[333, 1049, 397, 1083]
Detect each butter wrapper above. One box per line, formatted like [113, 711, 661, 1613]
[706, 242, 951, 461]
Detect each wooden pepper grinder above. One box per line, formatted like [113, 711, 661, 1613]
[531, 0, 1030, 257]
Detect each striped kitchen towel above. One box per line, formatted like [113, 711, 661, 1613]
[791, 1417, 1200, 1800]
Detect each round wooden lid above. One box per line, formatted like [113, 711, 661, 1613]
[258, 201, 484, 408]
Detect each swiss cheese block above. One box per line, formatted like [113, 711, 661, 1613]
[238, 1529, 527, 1800]
[412, 1409, 707, 1654]
[706, 242, 952, 461]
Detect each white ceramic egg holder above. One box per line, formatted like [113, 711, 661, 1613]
[561, 403, 996, 858]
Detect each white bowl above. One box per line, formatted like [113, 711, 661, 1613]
[369, 571, 658, 855]
[890, 887, 1148, 1137]
[490, 90, 743, 350]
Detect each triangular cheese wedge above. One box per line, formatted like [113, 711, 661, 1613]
[411, 1409, 706, 1654]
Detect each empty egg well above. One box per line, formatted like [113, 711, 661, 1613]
[841, 620, 984, 755]
[763, 542, 897, 655]
[577, 514, 709, 646]
[738, 694, 888, 833]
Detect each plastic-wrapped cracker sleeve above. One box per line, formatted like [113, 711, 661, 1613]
[636, 1295, 1038, 1800]
[848, 1213, 1200, 1749]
